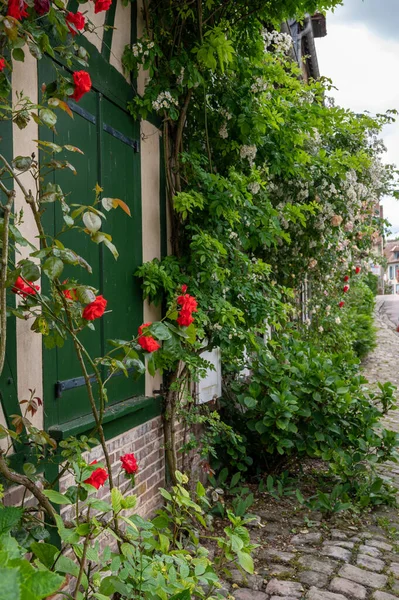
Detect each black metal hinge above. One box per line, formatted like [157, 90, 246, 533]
[55, 367, 136, 398]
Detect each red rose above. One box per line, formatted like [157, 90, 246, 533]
[72, 70, 92, 102]
[339, 301, 345, 308]
[66, 11, 85, 35]
[355, 266, 361, 274]
[0, 59, 6, 72]
[343, 275, 349, 282]
[12, 276, 40, 298]
[120, 453, 138, 474]
[343, 285, 350, 293]
[181, 284, 188, 293]
[138, 322, 161, 353]
[7, 0, 28, 19]
[82, 295, 107, 320]
[176, 293, 197, 327]
[84, 460, 108, 490]
[34, 0, 50, 15]
[177, 294, 198, 313]
[177, 309, 194, 327]
[94, 0, 112, 13]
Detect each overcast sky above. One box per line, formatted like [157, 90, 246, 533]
[315, 0, 399, 238]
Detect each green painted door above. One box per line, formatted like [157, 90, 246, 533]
[39, 58, 144, 428]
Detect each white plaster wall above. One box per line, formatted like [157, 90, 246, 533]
[84, 2, 106, 52]
[11, 52, 43, 431]
[110, 1, 131, 79]
[141, 119, 162, 396]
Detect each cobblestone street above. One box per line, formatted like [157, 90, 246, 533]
[226, 312, 399, 600]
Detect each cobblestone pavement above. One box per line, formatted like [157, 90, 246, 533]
[224, 314, 399, 600]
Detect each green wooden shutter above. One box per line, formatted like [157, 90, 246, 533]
[39, 58, 144, 428]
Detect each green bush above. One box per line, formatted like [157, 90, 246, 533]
[213, 332, 399, 508]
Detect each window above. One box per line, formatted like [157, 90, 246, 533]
[39, 58, 144, 428]
[390, 266, 394, 279]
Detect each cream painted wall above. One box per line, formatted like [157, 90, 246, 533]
[110, 1, 131, 79]
[141, 120, 163, 396]
[84, 2, 106, 52]
[11, 52, 43, 432]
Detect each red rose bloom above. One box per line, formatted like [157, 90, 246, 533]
[34, 0, 50, 15]
[66, 11, 85, 35]
[0, 59, 6, 72]
[339, 301, 345, 308]
[343, 275, 349, 282]
[84, 460, 108, 490]
[7, 0, 28, 20]
[94, 0, 112, 13]
[177, 292, 198, 327]
[72, 70, 92, 102]
[343, 285, 350, 293]
[138, 322, 160, 352]
[177, 309, 195, 327]
[181, 284, 188, 293]
[82, 295, 107, 320]
[120, 453, 138, 474]
[355, 266, 361, 274]
[138, 322, 161, 352]
[12, 276, 40, 298]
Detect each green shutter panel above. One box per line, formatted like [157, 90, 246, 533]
[39, 57, 144, 428]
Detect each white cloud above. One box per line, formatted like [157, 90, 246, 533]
[315, 19, 399, 235]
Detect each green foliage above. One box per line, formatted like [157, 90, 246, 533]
[214, 329, 399, 509]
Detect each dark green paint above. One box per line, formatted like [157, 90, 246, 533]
[48, 394, 161, 441]
[0, 80, 20, 430]
[101, 0, 117, 62]
[39, 55, 144, 428]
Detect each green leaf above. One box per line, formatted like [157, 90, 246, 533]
[42, 490, 71, 505]
[0, 507, 23, 534]
[12, 48, 24, 62]
[0, 567, 21, 600]
[39, 108, 57, 128]
[26, 570, 64, 599]
[111, 488, 123, 513]
[43, 256, 64, 279]
[30, 542, 58, 568]
[148, 322, 171, 340]
[20, 261, 40, 282]
[237, 551, 254, 574]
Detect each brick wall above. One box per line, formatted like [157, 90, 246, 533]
[59, 416, 165, 518]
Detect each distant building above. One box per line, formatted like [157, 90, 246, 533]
[384, 239, 399, 293]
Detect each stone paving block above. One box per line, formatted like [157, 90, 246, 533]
[322, 545, 352, 562]
[331, 530, 349, 540]
[233, 589, 268, 600]
[356, 554, 385, 573]
[372, 592, 399, 600]
[349, 537, 362, 543]
[291, 532, 323, 545]
[359, 545, 382, 558]
[338, 564, 388, 589]
[368, 540, 393, 552]
[258, 549, 296, 564]
[267, 564, 295, 577]
[306, 586, 347, 600]
[228, 569, 265, 590]
[270, 597, 300, 600]
[298, 555, 337, 575]
[329, 577, 367, 599]
[326, 541, 355, 550]
[299, 571, 329, 587]
[389, 563, 399, 578]
[266, 579, 303, 598]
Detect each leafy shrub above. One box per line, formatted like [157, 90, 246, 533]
[213, 331, 399, 509]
